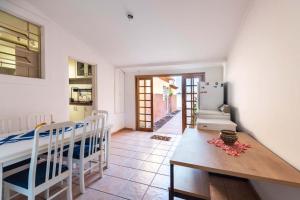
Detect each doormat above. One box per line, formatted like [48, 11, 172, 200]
[150, 135, 171, 141]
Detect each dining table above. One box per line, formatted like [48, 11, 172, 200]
[0, 123, 112, 200]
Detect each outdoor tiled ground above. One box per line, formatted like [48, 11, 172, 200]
[155, 111, 182, 135]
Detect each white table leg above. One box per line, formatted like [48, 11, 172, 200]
[0, 163, 3, 200]
[104, 129, 110, 169]
[107, 130, 110, 168]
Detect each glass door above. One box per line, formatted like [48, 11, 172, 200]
[136, 76, 153, 131]
[182, 74, 205, 132]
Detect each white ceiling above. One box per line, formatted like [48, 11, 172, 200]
[24, 0, 250, 67]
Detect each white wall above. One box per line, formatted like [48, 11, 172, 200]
[0, 0, 124, 132]
[124, 66, 223, 129]
[226, 0, 300, 199]
[114, 69, 125, 114]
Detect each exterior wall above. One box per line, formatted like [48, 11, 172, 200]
[170, 95, 177, 112]
[153, 94, 167, 122]
[153, 77, 170, 94]
[152, 77, 178, 122]
[153, 94, 177, 122]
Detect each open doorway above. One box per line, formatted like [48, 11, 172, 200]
[135, 73, 205, 133]
[153, 76, 182, 135]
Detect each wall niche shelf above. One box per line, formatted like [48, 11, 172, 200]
[69, 77, 92, 84]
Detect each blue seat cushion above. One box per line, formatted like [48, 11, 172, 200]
[51, 144, 70, 154]
[65, 144, 100, 159]
[4, 161, 68, 189]
[41, 144, 70, 157]
[75, 137, 105, 146]
[3, 159, 31, 172]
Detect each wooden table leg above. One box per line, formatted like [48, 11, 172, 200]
[169, 163, 174, 200]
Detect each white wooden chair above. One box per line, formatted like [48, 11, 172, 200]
[0, 113, 53, 135]
[91, 110, 110, 167]
[71, 115, 105, 194]
[1, 113, 53, 177]
[92, 110, 108, 124]
[27, 113, 53, 130]
[0, 117, 31, 182]
[0, 117, 23, 135]
[3, 121, 76, 200]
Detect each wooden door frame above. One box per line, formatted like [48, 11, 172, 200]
[135, 72, 205, 133]
[181, 73, 205, 133]
[135, 76, 154, 132]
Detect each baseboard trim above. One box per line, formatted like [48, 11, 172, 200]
[112, 127, 134, 134]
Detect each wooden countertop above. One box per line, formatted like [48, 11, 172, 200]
[170, 128, 300, 187]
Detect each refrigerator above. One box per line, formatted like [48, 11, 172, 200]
[197, 82, 224, 110]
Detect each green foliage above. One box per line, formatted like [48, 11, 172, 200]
[168, 88, 173, 96]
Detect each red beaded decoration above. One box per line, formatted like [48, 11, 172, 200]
[207, 138, 251, 156]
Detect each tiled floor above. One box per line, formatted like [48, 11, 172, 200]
[11, 130, 182, 200]
[76, 130, 183, 200]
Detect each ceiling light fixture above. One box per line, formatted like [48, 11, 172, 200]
[127, 12, 134, 22]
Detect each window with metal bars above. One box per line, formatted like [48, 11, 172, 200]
[0, 10, 41, 78]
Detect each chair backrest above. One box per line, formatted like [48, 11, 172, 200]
[27, 113, 53, 130]
[92, 110, 108, 124]
[28, 121, 75, 190]
[80, 115, 105, 159]
[0, 117, 23, 135]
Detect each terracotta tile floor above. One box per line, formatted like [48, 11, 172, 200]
[11, 130, 183, 200]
